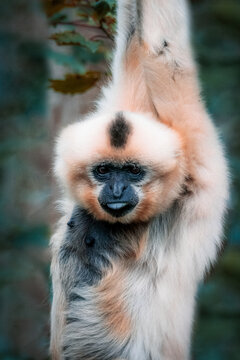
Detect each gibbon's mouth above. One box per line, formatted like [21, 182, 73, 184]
[100, 201, 137, 218]
[106, 202, 128, 210]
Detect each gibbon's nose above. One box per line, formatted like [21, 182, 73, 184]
[109, 177, 127, 198]
[112, 181, 126, 198]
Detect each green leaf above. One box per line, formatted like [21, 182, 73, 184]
[50, 31, 101, 52]
[47, 49, 86, 73]
[49, 12, 67, 25]
[77, 5, 96, 19]
[49, 72, 101, 94]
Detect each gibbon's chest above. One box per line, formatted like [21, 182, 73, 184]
[119, 262, 174, 360]
[62, 206, 150, 286]
[62, 206, 179, 359]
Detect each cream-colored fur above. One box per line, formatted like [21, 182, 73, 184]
[50, 1, 229, 359]
[55, 111, 186, 224]
[55, 112, 183, 187]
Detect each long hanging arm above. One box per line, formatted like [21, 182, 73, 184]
[99, 0, 199, 114]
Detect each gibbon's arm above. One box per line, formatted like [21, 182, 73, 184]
[50, 225, 66, 360]
[134, 0, 229, 277]
[50, 202, 74, 360]
[98, 0, 157, 114]
[101, 0, 229, 277]
[99, 0, 196, 113]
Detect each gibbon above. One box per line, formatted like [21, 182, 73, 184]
[50, 0, 229, 359]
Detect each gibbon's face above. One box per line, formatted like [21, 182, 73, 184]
[92, 161, 146, 218]
[55, 111, 186, 223]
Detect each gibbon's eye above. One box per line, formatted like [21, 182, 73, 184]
[96, 165, 109, 175]
[129, 165, 141, 175]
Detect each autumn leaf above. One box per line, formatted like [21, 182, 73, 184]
[49, 72, 101, 94]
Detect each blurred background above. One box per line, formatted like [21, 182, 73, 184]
[0, 0, 239, 359]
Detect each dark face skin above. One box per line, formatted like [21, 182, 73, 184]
[92, 162, 146, 218]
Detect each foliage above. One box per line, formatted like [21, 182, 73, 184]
[45, 0, 116, 94]
[50, 31, 101, 50]
[49, 71, 100, 93]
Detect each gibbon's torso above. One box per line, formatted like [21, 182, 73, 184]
[58, 203, 194, 360]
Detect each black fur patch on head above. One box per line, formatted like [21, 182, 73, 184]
[109, 112, 132, 149]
